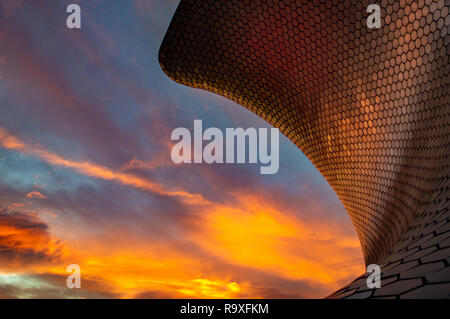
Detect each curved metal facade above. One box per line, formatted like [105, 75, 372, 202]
[159, 0, 449, 298]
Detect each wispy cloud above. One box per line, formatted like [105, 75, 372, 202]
[26, 191, 47, 199]
[0, 126, 207, 205]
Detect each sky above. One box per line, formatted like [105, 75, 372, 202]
[0, 0, 364, 298]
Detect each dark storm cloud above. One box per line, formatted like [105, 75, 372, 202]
[0, 207, 65, 269]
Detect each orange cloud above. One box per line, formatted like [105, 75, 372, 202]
[41, 192, 361, 298]
[8, 202, 25, 208]
[0, 194, 363, 298]
[187, 194, 364, 291]
[0, 208, 69, 271]
[70, 249, 250, 299]
[26, 191, 47, 199]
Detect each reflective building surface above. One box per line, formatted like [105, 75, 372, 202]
[159, 0, 449, 298]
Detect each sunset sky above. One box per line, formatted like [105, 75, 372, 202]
[0, 0, 364, 298]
